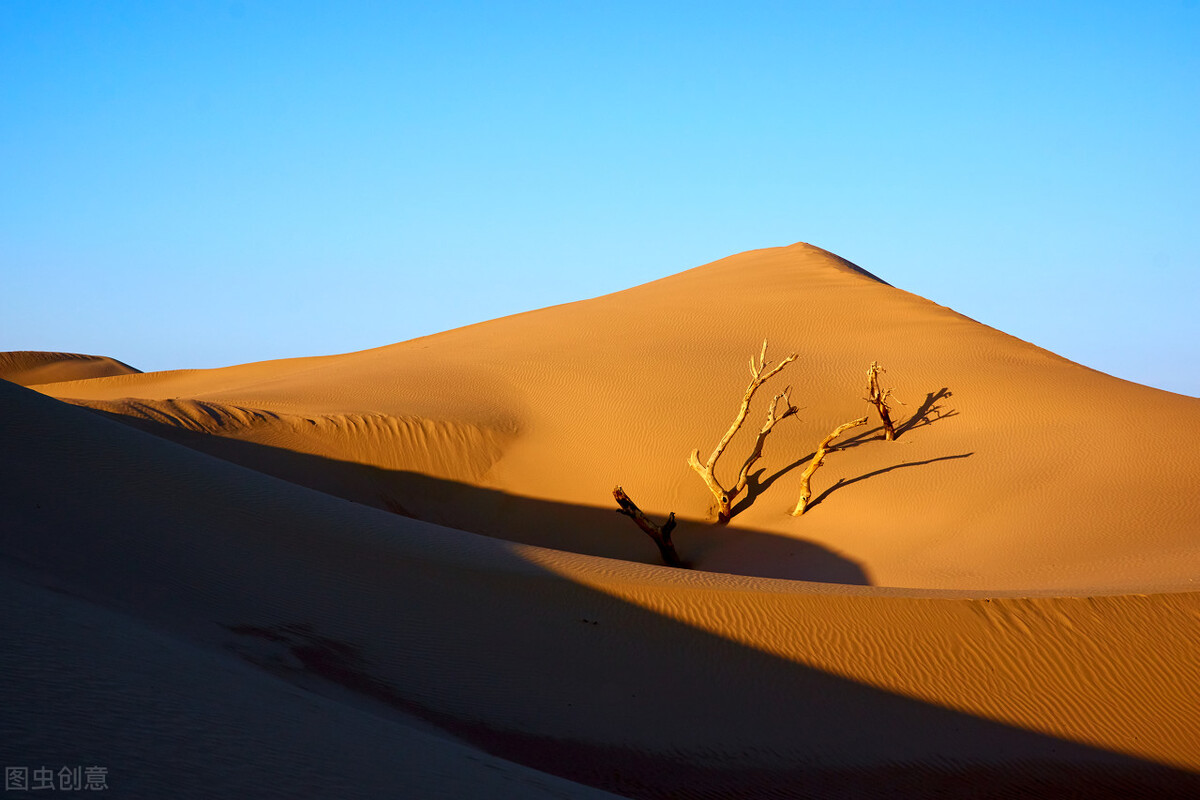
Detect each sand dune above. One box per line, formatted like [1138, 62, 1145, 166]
[5, 242, 1200, 797]
[32, 242, 1200, 591]
[0, 350, 140, 386]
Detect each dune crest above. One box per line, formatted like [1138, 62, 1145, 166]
[68, 395, 513, 501]
[0, 350, 140, 386]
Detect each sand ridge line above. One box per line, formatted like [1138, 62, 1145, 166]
[0, 350, 141, 386]
[61, 394, 519, 486]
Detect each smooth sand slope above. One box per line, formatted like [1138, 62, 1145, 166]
[5, 242, 1200, 797]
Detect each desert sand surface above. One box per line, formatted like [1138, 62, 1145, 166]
[0, 351, 140, 386]
[4, 242, 1200, 797]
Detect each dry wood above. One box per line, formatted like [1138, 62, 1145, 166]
[866, 361, 897, 441]
[791, 416, 868, 516]
[688, 340, 797, 523]
[734, 389, 799, 494]
[613, 486, 685, 568]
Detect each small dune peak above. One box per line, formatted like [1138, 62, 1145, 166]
[668, 240, 894, 295]
[0, 351, 141, 386]
[781, 241, 892, 286]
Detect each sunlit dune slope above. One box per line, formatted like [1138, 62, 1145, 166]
[0, 350, 139, 385]
[3, 378, 1200, 798]
[35, 242, 1200, 591]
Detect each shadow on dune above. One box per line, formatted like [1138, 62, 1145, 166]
[5, 380, 1200, 799]
[219, 613, 1200, 800]
[804, 452, 975, 513]
[77, 388, 960, 582]
[895, 387, 955, 438]
[79, 406, 872, 584]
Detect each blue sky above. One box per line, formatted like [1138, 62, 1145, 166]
[2, 1, 1197, 395]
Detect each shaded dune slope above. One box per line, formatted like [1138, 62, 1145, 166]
[3, 379, 1200, 798]
[0, 561, 622, 800]
[37, 242, 1200, 591]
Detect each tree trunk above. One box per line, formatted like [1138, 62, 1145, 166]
[866, 361, 896, 441]
[613, 487, 686, 568]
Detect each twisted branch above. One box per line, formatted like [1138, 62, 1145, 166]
[791, 416, 868, 516]
[688, 340, 797, 523]
[734, 387, 798, 496]
[613, 486, 685, 568]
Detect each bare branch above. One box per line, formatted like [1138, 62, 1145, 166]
[688, 448, 729, 511]
[866, 361, 897, 441]
[705, 340, 797, 472]
[734, 387, 799, 497]
[688, 339, 798, 523]
[613, 486, 686, 568]
[791, 416, 868, 516]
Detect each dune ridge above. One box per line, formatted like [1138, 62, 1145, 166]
[5, 241, 1200, 797]
[0, 350, 140, 386]
[67, 396, 515, 486]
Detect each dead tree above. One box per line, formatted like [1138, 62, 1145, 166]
[688, 340, 798, 523]
[791, 416, 867, 516]
[866, 361, 897, 441]
[613, 487, 685, 568]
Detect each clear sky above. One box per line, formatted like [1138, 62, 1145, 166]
[2, 2, 1197, 395]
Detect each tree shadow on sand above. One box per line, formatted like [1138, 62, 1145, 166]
[895, 387, 956, 438]
[803, 452, 975, 513]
